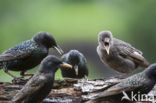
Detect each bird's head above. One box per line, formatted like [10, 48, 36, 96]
[40, 55, 72, 73]
[67, 50, 86, 76]
[98, 31, 113, 55]
[145, 64, 156, 81]
[33, 32, 64, 55]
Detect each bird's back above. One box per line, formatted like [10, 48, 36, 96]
[12, 73, 54, 103]
[88, 72, 154, 103]
[0, 39, 48, 71]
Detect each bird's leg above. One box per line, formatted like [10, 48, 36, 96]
[3, 69, 17, 79]
[20, 71, 34, 77]
[23, 74, 34, 77]
[20, 71, 34, 80]
[20, 71, 25, 78]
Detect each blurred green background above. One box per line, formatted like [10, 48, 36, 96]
[0, 0, 156, 82]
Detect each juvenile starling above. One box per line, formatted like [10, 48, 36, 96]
[97, 31, 149, 73]
[11, 55, 72, 103]
[0, 32, 63, 79]
[60, 50, 88, 79]
[87, 64, 156, 103]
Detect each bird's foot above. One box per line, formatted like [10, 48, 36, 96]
[12, 77, 29, 85]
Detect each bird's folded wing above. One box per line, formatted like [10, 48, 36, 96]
[95, 83, 131, 98]
[12, 74, 47, 102]
[0, 49, 33, 62]
[79, 52, 87, 63]
[95, 73, 143, 98]
[119, 45, 149, 67]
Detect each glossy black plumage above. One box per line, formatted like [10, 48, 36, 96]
[87, 64, 156, 103]
[0, 32, 63, 78]
[11, 55, 72, 103]
[60, 50, 88, 78]
[97, 31, 149, 73]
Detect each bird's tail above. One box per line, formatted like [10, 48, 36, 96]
[142, 59, 150, 67]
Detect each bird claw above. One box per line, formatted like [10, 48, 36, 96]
[12, 77, 28, 85]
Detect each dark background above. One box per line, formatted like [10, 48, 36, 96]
[0, 0, 156, 82]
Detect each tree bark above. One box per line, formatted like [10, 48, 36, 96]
[0, 77, 155, 103]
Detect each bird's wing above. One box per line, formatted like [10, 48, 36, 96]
[94, 73, 143, 98]
[12, 73, 47, 102]
[116, 39, 149, 67]
[79, 52, 87, 63]
[0, 40, 37, 62]
[96, 83, 130, 98]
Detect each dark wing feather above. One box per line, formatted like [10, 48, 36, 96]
[114, 38, 149, 67]
[79, 52, 87, 64]
[94, 73, 144, 98]
[12, 73, 47, 102]
[0, 40, 37, 62]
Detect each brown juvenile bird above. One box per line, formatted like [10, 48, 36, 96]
[87, 64, 156, 103]
[97, 31, 149, 73]
[11, 55, 72, 103]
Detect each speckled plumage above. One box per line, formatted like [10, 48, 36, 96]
[61, 50, 88, 78]
[87, 64, 156, 103]
[0, 32, 63, 78]
[97, 31, 149, 73]
[11, 55, 72, 103]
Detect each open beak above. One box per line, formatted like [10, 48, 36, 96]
[105, 44, 110, 55]
[60, 62, 72, 69]
[74, 65, 78, 76]
[104, 38, 110, 55]
[54, 45, 64, 55]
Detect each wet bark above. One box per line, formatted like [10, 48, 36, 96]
[0, 77, 155, 103]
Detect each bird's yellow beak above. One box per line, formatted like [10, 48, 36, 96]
[60, 62, 72, 69]
[54, 45, 64, 55]
[74, 65, 79, 76]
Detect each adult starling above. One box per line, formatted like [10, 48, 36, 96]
[11, 55, 72, 103]
[97, 31, 149, 73]
[60, 50, 88, 79]
[0, 32, 63, 79]
[87, 64, 156, 103]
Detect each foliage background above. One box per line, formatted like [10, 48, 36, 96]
[0, 0, 156, 82]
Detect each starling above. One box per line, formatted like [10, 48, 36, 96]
[60, 50, 88, 79]
[0, 32, 63, 79]
[11, 55, 72, 103]
[97, 31, 149, 73]
[87, 64, 156, 103]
